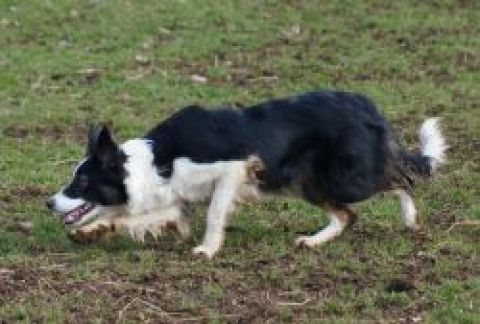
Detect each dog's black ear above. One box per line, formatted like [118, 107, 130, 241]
[87, 124, 119, 167]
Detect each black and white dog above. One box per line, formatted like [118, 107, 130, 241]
[46, 90, 447, 258]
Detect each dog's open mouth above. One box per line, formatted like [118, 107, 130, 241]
[61, 204, 95, 225]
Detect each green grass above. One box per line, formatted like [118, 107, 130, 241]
[1, 0, 479, 322]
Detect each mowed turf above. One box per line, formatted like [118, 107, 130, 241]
[0, 0, 479, 322]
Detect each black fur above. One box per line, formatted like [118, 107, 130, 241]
[145, 90, 431, 206]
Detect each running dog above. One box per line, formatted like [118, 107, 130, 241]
[46, 90, 447, 258]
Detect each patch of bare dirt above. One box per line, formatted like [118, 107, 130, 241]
[1, 236, 478, 323]
[3, 123, 87, 142]
[422, 0, 479, 10]
[6, 185, 50, 199]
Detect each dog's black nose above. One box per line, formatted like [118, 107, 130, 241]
[46, 198, 54, 210]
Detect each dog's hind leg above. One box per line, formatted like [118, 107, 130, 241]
[295, 206, 356, 248]
[395, 189, 420, 231]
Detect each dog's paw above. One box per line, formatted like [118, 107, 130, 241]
[68, 224, 115, 244]
[294, 236, 318, 248]
[68, 229, 90, 244]
[192, 245, 217, 258]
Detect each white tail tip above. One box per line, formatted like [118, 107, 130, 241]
[418, 118, 447, 171]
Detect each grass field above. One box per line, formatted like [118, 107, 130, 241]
[1, 0, 479, 322]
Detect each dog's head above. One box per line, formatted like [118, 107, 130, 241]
[46, 125, 128, 226]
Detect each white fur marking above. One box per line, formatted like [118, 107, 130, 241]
[295, 213, 347, 247]
[121, 139, 174, 214]
[193, 169, 241, 258]
[168, 158, 249, 258]
[50, 191, 100, 226]
[52, 192, 86, 213]
[395, 189, 418, 229]
[70, 204, 189, 241]
[419, 118, 447, 171]
[118, 205, 185, 242]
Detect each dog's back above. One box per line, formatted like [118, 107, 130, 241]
[243, 91, 393, 204]
[145, 90, 444, 208]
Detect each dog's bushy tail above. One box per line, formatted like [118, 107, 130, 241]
[418, 118, 447, 172]
[397, 118, 447, 186]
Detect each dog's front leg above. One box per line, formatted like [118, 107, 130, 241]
[171, 157, 259, 258]
[193, 175, 239, 258]
[68, 218, 119, 243]
[118, 205, 190, 242]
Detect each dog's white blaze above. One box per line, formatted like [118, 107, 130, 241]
[295, 213, 347, 247]
[396, 189, 418, 229]
[50, 191, 100, 225]
[51, 191, 86, 213]
[419, 118, 447, 171]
